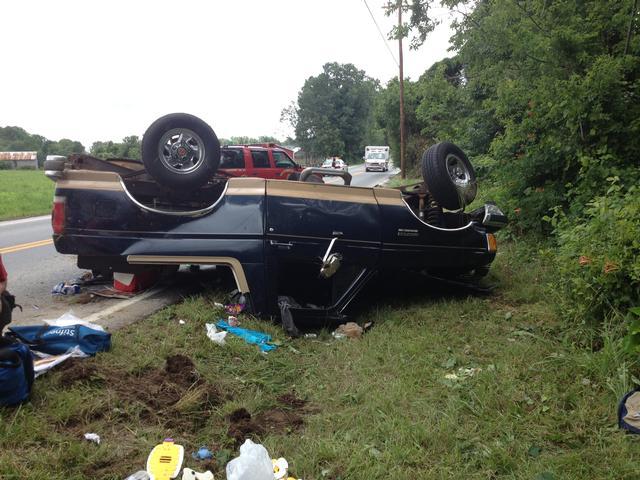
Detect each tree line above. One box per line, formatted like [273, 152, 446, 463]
[0, 126, 287, 166]
[285, 0, 639, 326]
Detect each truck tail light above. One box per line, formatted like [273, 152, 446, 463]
[52, 196, 66, 234]
[486, 233, 497, 253]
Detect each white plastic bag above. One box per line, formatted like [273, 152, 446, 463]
[206, 323, 227, 345]
[226, 439, 273, 480]
[33, 345, 88, 378]
[45, 311, 106, 332]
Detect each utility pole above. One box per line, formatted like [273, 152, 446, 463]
[398, 0, 406, 179]
[625, 0, 638, 55]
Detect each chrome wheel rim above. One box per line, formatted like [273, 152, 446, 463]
[445, 153, 472, 187]
[158, 128, 206, 174]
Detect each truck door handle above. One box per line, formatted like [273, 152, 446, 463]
[269, 240, 293, 250]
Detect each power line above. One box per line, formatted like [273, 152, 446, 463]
[362, 0, 399, 67]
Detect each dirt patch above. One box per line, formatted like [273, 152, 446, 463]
[227, 408, 264, 444]
[121, 357, 221, 416]
[57, 354, 223, 431]
[227, 407, 304, 445]
[165, 354, 197, 378]
[56, 358, 101, 387]
[255, 408, 304, 433]
[228, 407, 252, 423]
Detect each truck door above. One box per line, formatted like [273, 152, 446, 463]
[265, 181, 381, 306]
[250, 149, 279, 179]
[272, 150, 298, 180]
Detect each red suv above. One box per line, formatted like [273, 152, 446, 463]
[218, 143, 303, 180]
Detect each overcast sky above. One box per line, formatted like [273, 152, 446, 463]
[0, 0, 456, 148]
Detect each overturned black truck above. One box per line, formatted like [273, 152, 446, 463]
[45, 114, 507, 330]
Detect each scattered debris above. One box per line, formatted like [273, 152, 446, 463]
[147, 439, 184, 480]
[224, 291, 247, 315]
[332, 322, 363, 339]
[182, 468, 213, 480]
[44, 311, 105, 331]
[83, 432, 100, 444]
[179, 319, 186, 325]
[278, 296, 302, 338]
[73, 271, 95, 284]
[444, 367, 482, 382]
[226, 439, 273, 480]
[124, 471, 150, 480]
[192, 446, 214, 461]
[619, 389, 640, 433]
[73, 270, 110, 286]
[32, 346, 88, 377]
[67, 292, 94, 304]
[227, 316, 240, 327]
[214, 302, 224, 308]
[91, 287, 139, 299]
[216, 321, 277, 352]
[303, 333, 317, 339]
[8, 321, 111, 356]
[206, 324, 227, 345]
[113, 271, 156, 293]
[272, 457, 288, 479]
[225, 303, 245, 315]
[52, 282, 81, 295]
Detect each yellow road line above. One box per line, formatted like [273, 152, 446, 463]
[0, 238, 53, 254]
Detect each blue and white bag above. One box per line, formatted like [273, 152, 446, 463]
[7, 324, 111, 356]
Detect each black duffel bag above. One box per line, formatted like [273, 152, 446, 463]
[0, 291, 21, 333]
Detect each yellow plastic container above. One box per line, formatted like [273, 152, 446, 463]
[146, 439, 184, 480]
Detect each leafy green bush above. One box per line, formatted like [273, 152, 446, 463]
[487, 55, 640, 234]
[623, 307, 640, 354]
[553, 179, 640, 323]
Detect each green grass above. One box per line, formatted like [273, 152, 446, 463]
[0, 170, 54, 220]
[1, 240, 639, 479]
[385, 175, 422, 188]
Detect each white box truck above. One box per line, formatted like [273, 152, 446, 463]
[364, 146, 390, 172]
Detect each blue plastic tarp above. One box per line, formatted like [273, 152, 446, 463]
[215, 320, 277, 352]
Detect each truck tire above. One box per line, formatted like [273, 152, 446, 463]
[141, 113, 220, 190]
[421, 142, 477, 210]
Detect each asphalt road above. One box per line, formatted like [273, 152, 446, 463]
[324, 162, 397, 187]
[1, 164, 397, 329]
